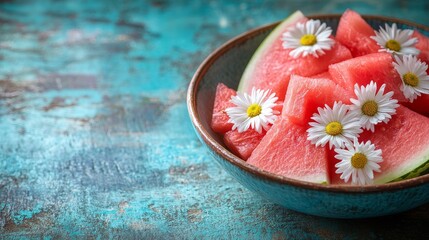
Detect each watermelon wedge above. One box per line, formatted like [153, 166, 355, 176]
[238, 11, 352, 101]
[329, 52, 408, 102]
[247, 116, 329, 183]
[211, 83, 235, 134]
[403, 94, 429, 117]
[335, 9, 380, 57]
[283, 74, 351, 125]
[211, 83, 284, 159]
[224, 129, 266, 160]
[329, 106, 429, 184]
[413, 30, 429, 65]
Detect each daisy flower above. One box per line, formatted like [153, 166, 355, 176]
[282, 19, 334, 58]
[350, 81, 399, 132]
[225, 88, 279, 133]
[307, 101, 362, 149]
[334, 138, 383, 185]
[393, 54, 429, 102]
[371, 23, 420, 56]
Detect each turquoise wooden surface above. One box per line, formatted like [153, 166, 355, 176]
[1, 0, 429, 239]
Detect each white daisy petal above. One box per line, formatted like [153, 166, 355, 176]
[282, 19, 334, 58]
[334, 138, 383, 185]
[371, 23, 420, 56]
[393, 54, 429, 103]
[307, 101, 362, 149]
[225, 88, 279, 133]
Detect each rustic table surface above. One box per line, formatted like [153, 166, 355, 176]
[1, 0, 429, 239]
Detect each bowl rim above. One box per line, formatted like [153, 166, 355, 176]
[187, 13, 429, 193]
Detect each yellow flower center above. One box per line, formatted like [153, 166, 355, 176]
[247, 104, 262, 118]
[361, 100, 378, 117]
[300, 34, 317, 46]
[325, 121, 343, 136]
[351, 153, 368, 169]
[403, 72, 419, 87]
[385, 39, 401, 52]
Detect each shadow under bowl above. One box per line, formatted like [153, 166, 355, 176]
[187, 14, 429, 218]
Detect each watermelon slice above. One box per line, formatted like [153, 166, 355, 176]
[329, 106, 429, 184]
[329, 52, 408, 102]
[247, 116, 329, 183]
[211, 83, 284, 159]
[413, 30, 429, 65]
[335, 9, 380, 57]
[211, 83, 236, 134]
[238, 11, 352, 101]
[403, 94, 429, 117]
[311, 71, 332, 79]
[224, 129, 266, 160]
[283, 74, 351, 126]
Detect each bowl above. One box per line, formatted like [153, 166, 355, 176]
[187, 14, 429, 218]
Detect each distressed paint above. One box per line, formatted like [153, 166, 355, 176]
[0, 0, 429, 239]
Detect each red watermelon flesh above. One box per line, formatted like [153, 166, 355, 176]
[224, 129, 266, 160]
[311, 71, 332, 79]
[283, 75, 351, 126]
[211, 83, 235, 134]
[329, 106, 429, 185]
[413, 30, 429, 65]
[211, 83, 284, 159]
[329, 52, 408, 102]
[403, 94, 429, 117]
[238, 11, 352, 101]
[336, 9, 380, 57]
[247, 116, 329, 183]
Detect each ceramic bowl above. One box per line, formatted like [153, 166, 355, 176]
[187, 14, 429, 218]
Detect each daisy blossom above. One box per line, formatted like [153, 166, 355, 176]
[225, 88, 279, 133]
[335, 138, 383, 185]
[307, 101, 362, 149]
[393, 54, 429, 102]
[371, 23, 419, 56]
[350, 81, 399, 132]
[282, 19, 334, 58]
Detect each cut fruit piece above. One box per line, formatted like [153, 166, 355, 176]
[336, 9, 380, 57]
[329, 106, 429, 184]
[211, 83, 284, 159]
[403, 94, 429, 117]
[329, 52, 408, 102]
[247, 116, 329, 183]
[282, 75, 351, 126]
[412, 30, 429, 65]
[211, 83, 235, 134]
[238, 11, 352, 101]
[311, 71, 332, 79]
[224, 129, 266, 160]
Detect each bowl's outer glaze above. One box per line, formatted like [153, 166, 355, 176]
[187, 14, 429, 218]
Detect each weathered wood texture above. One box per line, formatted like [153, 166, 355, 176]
[1, 0, 429, 239]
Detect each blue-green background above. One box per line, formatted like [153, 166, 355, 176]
[1, 0, 429, 239]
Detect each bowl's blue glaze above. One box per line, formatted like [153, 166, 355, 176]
[187, 14, 429, 218]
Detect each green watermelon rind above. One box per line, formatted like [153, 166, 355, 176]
[390, 158, 429, 182]
[237, 10, 306, 93]
[296, 174, 328, 184]
[374, 149, 429, 184]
